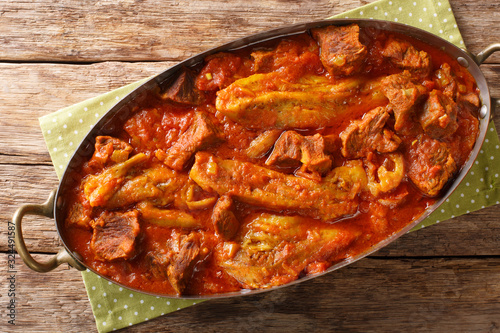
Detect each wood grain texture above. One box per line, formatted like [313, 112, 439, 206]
[0, 0, 498, 63]
[4, 171, 500, 256]
[1, 64, 499, 256]
[141, 257, 500, 333]
[2, 255, 500, 333]
[0, 61, 174, 161]
[452, 0, 500, 63]
[0, 62, 498, 164]
[0, 254, 93, 332]
[0, 0, 369, 62]
[1, 0, 500, 332]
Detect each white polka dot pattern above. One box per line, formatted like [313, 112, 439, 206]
[335, 0, 465, 46]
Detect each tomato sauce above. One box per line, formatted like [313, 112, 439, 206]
[62, 25, 480, 296]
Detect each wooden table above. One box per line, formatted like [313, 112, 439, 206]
[1, 0, 500, 331]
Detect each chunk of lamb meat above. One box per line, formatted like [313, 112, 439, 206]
[89, 136, 133, 168]
[434, 63, 458, 101]
[460, 92, 480, 108]
[66, 202, 93, 230]
[159, 67, 202, 105]
[340, 106, 401, 159]
[211, 195, 239, 240]
[164, 112, 223, 171]
[90, 210, 140, 261]
[419, 90, 458, 139]
[381, 36, 431, 77]
[148, 231, 205, 295]
[266, 131, 332, 179]
[381, 71, 428, 132]
[266, 131, 302, 167]
[434, 63, 481, 108]
[406, 134, 457, 197]
[311, 24, 367, 76]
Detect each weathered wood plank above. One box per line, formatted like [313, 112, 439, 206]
[376, 206, 500, 257]
[0, 254, 94, 332]
[1, 1, 499, 332]
[160, 257, 500, 333]
[0, 0, 370, 62]
[1, 64, 500, 256]
[0, 62, 499, 164]
[0, 165, 60, 254]
[452, 0, 500, 63]
[2, 255, 500, 332]
[2, 162, 500, 257]
[0, 61, 174, 161]
[0, 0, 498, 63]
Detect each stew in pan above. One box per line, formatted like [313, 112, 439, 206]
[62, 24, 481, 296]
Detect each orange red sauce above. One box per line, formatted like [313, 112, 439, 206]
[62, 27, 479, 296]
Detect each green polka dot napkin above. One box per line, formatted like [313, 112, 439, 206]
[38, 0, 500, 331]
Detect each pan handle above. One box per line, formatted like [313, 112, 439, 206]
[472, 43, 500, 65]
[13, 189, 86, 272]
[470, 44, 500, 119]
